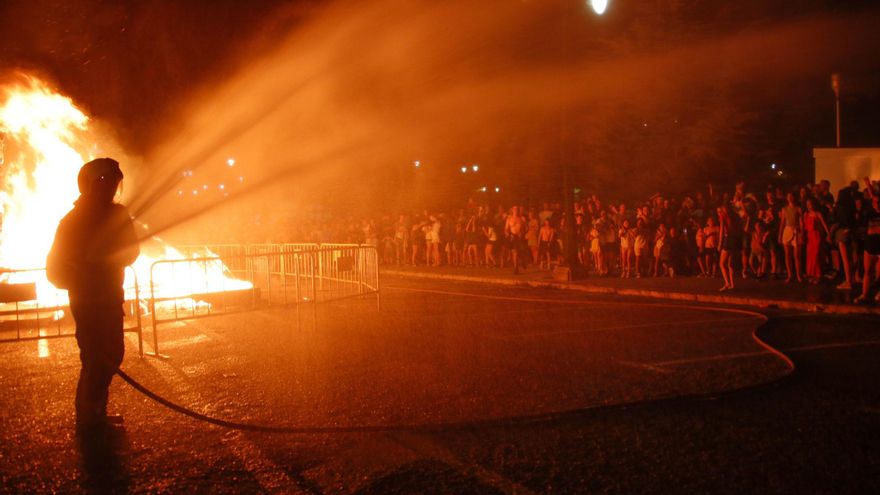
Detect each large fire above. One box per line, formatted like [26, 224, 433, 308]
[0, 75, 250, 311]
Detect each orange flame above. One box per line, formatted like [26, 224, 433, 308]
[0, 75, 250, 309]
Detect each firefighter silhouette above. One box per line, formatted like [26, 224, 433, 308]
[47, 158, 139, 431]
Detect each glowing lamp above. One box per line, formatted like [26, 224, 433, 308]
[472, 165, 479, 172]
[227, 158, 235, 167]
[590, 0, 608, 15]
[461, 166, 468, 173]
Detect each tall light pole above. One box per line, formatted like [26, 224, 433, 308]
[831, 73, 841, 147]
[558, 1, 609, 281]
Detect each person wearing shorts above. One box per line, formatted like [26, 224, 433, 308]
[778, 193, 803, 283]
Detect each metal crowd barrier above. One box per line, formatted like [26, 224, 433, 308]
[0, 267, 144, 355]
[0, 244, 378, 359]
[146, 244, 379, 357]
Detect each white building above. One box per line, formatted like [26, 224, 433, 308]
[813, 147, 880, 192]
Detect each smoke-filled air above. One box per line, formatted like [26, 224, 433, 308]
[119, 0, 877, 244]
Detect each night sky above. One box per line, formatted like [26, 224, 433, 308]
[2, 0, 879, 203]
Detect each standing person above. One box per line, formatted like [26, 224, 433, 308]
[803, 198, 830, 284]
[703, 217, 719, 278]
[589, 221, 602, 274]
[717, 206, 737, 291]
[394, 215, 409, 265]
[833, 181, 859, 290]
[483, 222, 498, 267]
[779, 192, 804, 283]
[749, 220, 770, 278]
[452, 222, 466, 266]
[619, 218, 634, 278]
[694, 218, 708, 276]
[538, 219, 556, 269]
[526, 210, 540, 267]
[464, 215, 480, 267]
[633, 218, 649, 278]
[504, 206, 526, 274]
[855, 178, 880, 304]
[763, 208, 780, 278]
[652, 223, 667, 277]
[46, 158, 139, 432]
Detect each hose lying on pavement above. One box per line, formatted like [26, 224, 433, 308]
[116, 289, 795, 434]
[115, 321, 794, 435]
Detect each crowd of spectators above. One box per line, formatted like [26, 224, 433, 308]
[271, 177, 880, 305]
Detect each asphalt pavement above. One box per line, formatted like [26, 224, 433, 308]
[0, 277, 878, 494]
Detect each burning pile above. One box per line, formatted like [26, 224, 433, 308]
[0, 74, 251, 311]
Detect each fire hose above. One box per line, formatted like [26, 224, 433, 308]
[113, 314, 795, 434]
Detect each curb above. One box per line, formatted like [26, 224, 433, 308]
[382, 269, 880, 316]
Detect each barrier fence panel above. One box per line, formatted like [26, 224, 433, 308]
[0, 244, 377, 359]
[0, 267, 144, 355]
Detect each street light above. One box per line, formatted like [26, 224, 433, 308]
[590, 0, 609, 15]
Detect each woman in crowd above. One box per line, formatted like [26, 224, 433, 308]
[464, 215, 480, 267]
[803, 197, 830, 284]
[717, 206, 737, 291]
[483, 222, 498, 267]
[779, 192, 803, 283]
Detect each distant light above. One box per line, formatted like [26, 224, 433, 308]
[202, 184, 208, 190]
[777, 170, 784, 176]
[219, 184, 225, 190]
[771, 163, 777, 170]
[480, 186, 488, 192]
[461, 166, 468, 173]
[643, 122, 648, 128]
[238, 176, 244, 182]
[227, 158, 235, 167]
[494, 186, 501, 193]
[177, 190, 183, 196]
[472, 164, 479, 172]
[590, 0, 608, 15]
[192, 190, 198, 195]
[182, 170, 193, 177]
[414, 160, 421, 168]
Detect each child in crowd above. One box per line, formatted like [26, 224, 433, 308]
[619, 218, 633, 278]
[589, 222, 602, 274]
[633, 218, 648, 278]
[538, 219, 556, 270]
[750, 220, 769, 278]
[703, 217, 719, 277]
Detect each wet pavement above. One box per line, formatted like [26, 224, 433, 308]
[1, 277, 878, 493]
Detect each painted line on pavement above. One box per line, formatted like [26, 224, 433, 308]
[493, 315, 758, 340]
[652, 339, 880, 367]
